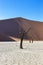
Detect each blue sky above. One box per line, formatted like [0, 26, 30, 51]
[0, 0, 43, 21]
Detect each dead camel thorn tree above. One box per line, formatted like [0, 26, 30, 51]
[20, 27, 31, 49]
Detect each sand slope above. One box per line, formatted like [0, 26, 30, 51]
[0, 17, 43, 41]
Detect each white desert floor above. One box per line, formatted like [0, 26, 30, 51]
[0, 41, 43, 65]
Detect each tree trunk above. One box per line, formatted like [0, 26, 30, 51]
[20, 37, 23, 49]
[32, 39, 33, 43]
[20, 33, 24, 49]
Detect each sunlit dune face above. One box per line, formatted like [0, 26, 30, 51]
[8, 36, 20, 41]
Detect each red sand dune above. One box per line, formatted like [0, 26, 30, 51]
[0, 17, 43, 41]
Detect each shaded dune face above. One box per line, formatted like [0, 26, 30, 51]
[0, 17, 43, 41]
[0, 34, 16, 41]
